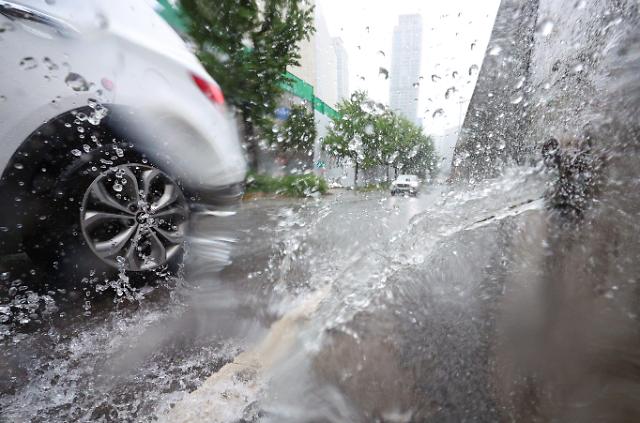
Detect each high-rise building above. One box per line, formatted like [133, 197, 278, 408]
[332, 37, 349, 102]
[389, 14, 423, 125]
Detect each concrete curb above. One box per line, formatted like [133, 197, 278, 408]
[161, 288, 328, 423]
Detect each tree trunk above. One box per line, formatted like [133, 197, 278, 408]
[354, 162, 359, 188]
[242, 107, 259, 171]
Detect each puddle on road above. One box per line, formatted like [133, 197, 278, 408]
[4, 165, 631, 422]
[162, 167, 552, 422]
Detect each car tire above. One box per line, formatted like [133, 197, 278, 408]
[20, 123, 189, 285]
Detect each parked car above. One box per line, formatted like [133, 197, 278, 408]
[390, 174, 420, 196]
[0, 0, 246, 281]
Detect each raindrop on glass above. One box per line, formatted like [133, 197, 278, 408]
[510, 94, 524, 104]
[19, 57, 38, 70]
[65, 72, 89, 91]
[536, 19, 554, 36]
[364, 123, 374, 135]
[445, 87, 457, 99]
[488, 45, 502, 56]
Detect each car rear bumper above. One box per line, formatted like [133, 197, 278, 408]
[391, 185, 418, 194]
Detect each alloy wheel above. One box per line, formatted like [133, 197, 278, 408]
[80, 164, 188, 271]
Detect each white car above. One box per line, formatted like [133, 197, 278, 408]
[0, 1, 246, 281]
[390, 174, 420, 196]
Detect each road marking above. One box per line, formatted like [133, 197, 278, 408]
[161, 287, 328, 423]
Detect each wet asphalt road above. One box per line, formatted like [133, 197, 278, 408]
[0, 188, 439, 422]
[0, 170, 562, 422]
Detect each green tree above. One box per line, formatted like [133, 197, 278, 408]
[322, 91, 380, 184]
[268, 103, 317, 154]
[180, 0, 315, 168]
[324, 91, 438, 184]
[388, 115, 437, 179]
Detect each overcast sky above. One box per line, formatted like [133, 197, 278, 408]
[316, 0, 501, 136]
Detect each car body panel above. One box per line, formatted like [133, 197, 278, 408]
[0, 0, 246, 192]
[391, 174, 420, 195]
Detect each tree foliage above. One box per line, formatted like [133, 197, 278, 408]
[323, 91, 437, 183]
[180, 0, 315, 163]
[268, 103, 317, 153]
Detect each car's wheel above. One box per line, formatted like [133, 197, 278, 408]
[22, 146, 189, 284]
[80, 163, 188, 272]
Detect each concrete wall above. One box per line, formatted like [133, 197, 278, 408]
[450, 0, 538, 180]
[451, 0, 640, 182]
[450, 2, 640, 419]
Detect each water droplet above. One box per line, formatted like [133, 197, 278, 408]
[510, 94, 524, 104]
[378, 67, 389, 80]
[572, 63, 584, 73]
[445, 87, 457, 99]
[19, 57, 38, 70]
[536, 19, 554, 36]
[71, 149, 82, 157]
[576, 0, 586, 9]
[113, 183, 123, 192]
[432, 108, 444, 118]
[364, 124, 374, 135]
[95, 13, 109, 29]
[470, 42, 476, 50]
[14, 163, 24, 170]
[431, 74, 441, 82]
[452, 71, 459, 79]
[43, 57, 58, 71]
[468, 64, 479, 76]
[65, 72, 89, 91]
[488, 45, 502, 56]
[514, 76, 526, 89]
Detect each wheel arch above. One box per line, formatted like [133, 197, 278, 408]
[0, 104, 184, 253]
